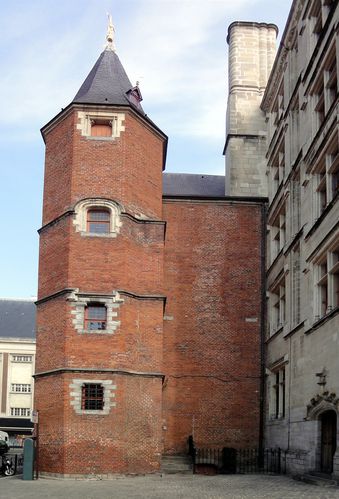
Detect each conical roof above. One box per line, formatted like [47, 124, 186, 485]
[73, 49, 144, 113]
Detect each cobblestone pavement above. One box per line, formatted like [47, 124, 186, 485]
[1, 474, 339, 498]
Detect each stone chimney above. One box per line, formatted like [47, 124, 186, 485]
[225, 22, 278, 197]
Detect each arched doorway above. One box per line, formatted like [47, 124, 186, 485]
[320, 410, 337, 474]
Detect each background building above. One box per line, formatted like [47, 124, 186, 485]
[262, 0, 338, 477]
[0, 299, 36, 445]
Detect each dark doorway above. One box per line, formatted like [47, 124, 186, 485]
[320, 410, 337, 474]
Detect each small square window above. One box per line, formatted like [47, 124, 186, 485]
[90, 119, 112, 137]
[81, 383, 104, 410]
[84, 304, 107, 330]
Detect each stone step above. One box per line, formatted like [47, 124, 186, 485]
[161, 455, 193, 474]
[298, 474, 338, 487]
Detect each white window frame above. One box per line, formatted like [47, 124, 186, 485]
[11, 384, 31, 393]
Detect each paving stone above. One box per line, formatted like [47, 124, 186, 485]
[1, 474, 339, 498]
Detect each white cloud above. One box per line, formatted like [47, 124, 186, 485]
[0, 0, 258, 144]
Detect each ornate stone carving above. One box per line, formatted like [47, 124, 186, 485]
[306, 391, 339, 420]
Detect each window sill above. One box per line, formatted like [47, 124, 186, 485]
[267, 417, 286, 425]
[79, 231, 118, 238]
[305, 307, 339, 335]
[305, 191, 339, 240]
[9, 392, 31, 395]
[85, 136, 117, 142]
[267, 248, 284, 274]
[80, 329, 115, 335]
[266, 325, 284, 342]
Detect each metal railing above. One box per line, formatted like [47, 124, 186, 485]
[188, 438, 286, 475]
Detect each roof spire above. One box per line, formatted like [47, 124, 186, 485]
[105, 13, 115, 51]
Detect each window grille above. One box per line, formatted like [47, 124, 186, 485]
[81, 384, 104, 410]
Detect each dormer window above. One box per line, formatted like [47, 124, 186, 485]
[127, 86, 143, 110]
[87, 209, 110, 234]
[90, 119, 112, 137]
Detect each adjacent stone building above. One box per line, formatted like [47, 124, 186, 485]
[263, 0, 339, 477]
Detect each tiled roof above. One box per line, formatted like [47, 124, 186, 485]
[163, 173, 225, 197]
[73, 49, 144, 113]
[0, 299, 36, 340]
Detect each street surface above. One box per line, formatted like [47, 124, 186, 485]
[1, 473, 339, 498]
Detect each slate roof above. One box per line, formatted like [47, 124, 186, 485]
[0, 299, 36, 340]
[73, 49, 144, 113]
[163, 173, 225, 197]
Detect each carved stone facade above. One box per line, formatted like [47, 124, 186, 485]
[263, 0, 339, 478]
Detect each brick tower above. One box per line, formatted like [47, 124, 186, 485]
[35, 22, 167, 476]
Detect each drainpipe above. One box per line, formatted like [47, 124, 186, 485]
[259, 202, 268, 454]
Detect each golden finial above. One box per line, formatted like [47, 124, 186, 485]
[105, 13, 115, 51]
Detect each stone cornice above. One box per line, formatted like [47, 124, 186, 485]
[261, 0, 305, 112]
[33, 367, 164, 379]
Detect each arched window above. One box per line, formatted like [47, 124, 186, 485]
[86, 209, 110, 234]
[84, 304, 107, 330]
[73, 199, 122, 237]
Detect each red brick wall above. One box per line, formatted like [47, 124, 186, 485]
[42, 113, 75, 225]
[71, 111, 164, 219]
[68, 217, 164, 295]
[42, 110, 165, 225]
[35, 373, 162, 475]
[37, 217, 71, 299]
[36, 106, 166, 475]
[162, 199, 263, 454]
[35, 297, 67, 372]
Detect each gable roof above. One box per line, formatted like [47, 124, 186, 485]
[163, 173, 225, 197]
[0, 299, 36, 340]
[73, 49, 144, 113]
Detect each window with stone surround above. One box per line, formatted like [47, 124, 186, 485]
[69, 291, 123, 335]
[292, 244, 301, 326]
[269, 135, 285, 198]
[70, 379, 116, 415]
[290, 98, 300, 165]
[311, 134, 338, 219]
[73, 199, 122, 238]
[269, 203, 286, 263]
[76, 111, 125, 139]
[269, 276, 286, 335]
[308, 0, 336, 48]
[84, 304, 107, 331]
[291, 174, 301, 236]
[313, 239, 339, 320]
[270, 365, 286, 419]
[310, 44, 337, 133]
[81, 383, 104, 410]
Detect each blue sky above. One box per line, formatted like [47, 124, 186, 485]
[0, 0, 291, 298]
